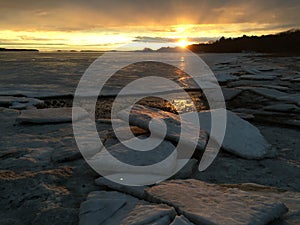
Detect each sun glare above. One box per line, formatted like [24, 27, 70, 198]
[177, 39, 188, 48]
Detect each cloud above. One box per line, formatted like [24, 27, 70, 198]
[0, 42, 65, 46]
[19, 35, 66, 41]
[133, 36, 174, 43]
[0, 0, 299, 31]
[133, 36, 214, 43]
[0, 0, 299, 50]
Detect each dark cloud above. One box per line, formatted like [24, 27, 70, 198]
[18, 35, 66, 41]
[0, 42, 66, 46]
[238, 23, 300, 33]
[133, 36, 214, 43]
[133, 36, 174, 43]
[0, 0, 299, 31]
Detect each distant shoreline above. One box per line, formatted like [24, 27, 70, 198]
[1, 29, 299, 54]
[0, 48, 39, 52]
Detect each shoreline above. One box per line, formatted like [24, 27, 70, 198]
[0, 53, 299, 224]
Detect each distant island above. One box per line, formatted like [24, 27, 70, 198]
[0, 48, 39, 52]
[137, 46, 186, 53]
[187, 29, 300, 54]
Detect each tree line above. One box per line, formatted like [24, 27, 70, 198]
[187, 29, 300, 53]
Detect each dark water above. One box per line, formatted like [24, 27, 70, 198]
[0, 52, 100, 95]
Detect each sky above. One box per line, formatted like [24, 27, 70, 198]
[0, 0, 299, 51]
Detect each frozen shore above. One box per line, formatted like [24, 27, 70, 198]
[0, 53, 299, 225]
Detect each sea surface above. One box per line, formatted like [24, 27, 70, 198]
[0, 52, 240, 96]
[0, 52, 99, 96]
[0, 51, 299, 99]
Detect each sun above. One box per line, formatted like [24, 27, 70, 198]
[177, 39, 189, 48]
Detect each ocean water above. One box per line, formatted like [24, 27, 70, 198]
[0, 52, 236, 96]
[0, 52, 99, 96]
[1, 51, 298, 99]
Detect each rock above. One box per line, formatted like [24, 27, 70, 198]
[95, 158, 197, 184]
[16, 107, 87, 124]
[0, 96, 22, 107]
[118, 105, 271, 159]
[215, 73, 238, 83]
[94, 159, 198, 198]
[220, 183, 300, 225]
[32, 208, 78, 225]
[146, 179, 288, 225]
[278, 94, 300, 107]
[0, 218, 22, 225]
[221, 88, 243, 101]
[263, 104, 300, 113]
[235, 112, 255, 120]
[95, 177, 147, 199]
[257, 67, 275, 72]
[0, 89, 72, 98]
[184, 109, 271, 159]
[235, 85, 289, 92]
[204, 87, 242, 106]
[290, 77, 300, 82]
[228, 80, 270, 88]
[121, 204, 176, 225]
[19, 147, 53, 164]
[51, 148, 82, 163]
[242, 67, 276, 75]
[25, 98, 44, 107]
[249, 88, 287, 100]
[96, 173, 171, 187]
[112, 125, 148, 140]
[240, 74, 277, 80]
[171, 159, 198, 179]
[96, 118, 125, 124]
[257, 85, 289, 91]
[0, 96, 43, 108]
[170, 215, 195, 225]
[101, 136, 120, 148]
[86, 190, 134, 201]
[233, 108, 300, 128]
[242, 68, 262, 75]
[0, 108, 19, 127]
[10, 103, 28, 110]
[80, 191, 176, 225]
[80, 197, 126, 225]
[280, 75, 300, 82]
[89, 136, 177, 176]
[148, 215, 170, 225]
[118, 105, 208, 152]
[74, 115, 103, 158]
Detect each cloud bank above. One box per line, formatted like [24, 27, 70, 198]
[0, 0, 299, 31]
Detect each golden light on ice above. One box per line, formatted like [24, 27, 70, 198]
[177, 39, 189, 48]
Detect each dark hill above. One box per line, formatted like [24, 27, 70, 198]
[187, 29, 300, 53]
